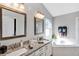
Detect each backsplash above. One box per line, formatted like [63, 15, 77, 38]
[0, 37, 27, 46]
[6, 40, 29, 51]
[7, 42, 21, 51]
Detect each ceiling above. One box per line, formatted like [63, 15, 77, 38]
[43, 3, 79, 17]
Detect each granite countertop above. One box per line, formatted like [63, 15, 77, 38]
[21, 40, 51, 56]
[0, 40, 51, 56]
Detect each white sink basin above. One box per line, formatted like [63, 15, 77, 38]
[6, 48, 27, 56]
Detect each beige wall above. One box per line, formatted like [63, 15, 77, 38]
[53, 46, 79, 56]
[54, 11, 79, 44]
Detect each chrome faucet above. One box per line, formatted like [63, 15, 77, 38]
[0, 43, 1, 46]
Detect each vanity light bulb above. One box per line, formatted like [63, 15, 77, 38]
[19, 4, 25, 10]
[13, 3, 19, 8]
[35, 13, 45, 19]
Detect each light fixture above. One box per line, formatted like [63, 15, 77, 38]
[9, 3, 25, 10]
[0, 3, 25, 12]
[35, 12, 45, 19]
[19, 3, 25, 10]
[12, 3, 19, 8]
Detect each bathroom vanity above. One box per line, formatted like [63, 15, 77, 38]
[0, 40, 52, 56]
[26, 40, 52, 56]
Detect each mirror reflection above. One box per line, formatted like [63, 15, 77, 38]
[0, 8, 26, 39]
[34, 12, 44, 35]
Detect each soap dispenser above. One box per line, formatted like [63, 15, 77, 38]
[20, 40, 23, 48]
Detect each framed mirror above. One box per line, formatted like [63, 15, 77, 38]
[0, 7, 26, 40]
[34, 13, 44, 35]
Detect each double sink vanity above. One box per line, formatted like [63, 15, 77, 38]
[0, 39, 52, 56]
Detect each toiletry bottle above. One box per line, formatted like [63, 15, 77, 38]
[20, 40, 23, 48]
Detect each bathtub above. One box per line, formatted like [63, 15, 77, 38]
[52, 38, 79, 56]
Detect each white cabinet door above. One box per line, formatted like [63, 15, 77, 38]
[34, 47, 45, 56]
[42, 46, 46, 56]
[45, 43, 52, 56]
[48, 43, 52, 56]
[34, 49, 40, 56]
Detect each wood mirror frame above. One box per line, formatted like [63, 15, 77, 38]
[34, 17, 44, 35]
